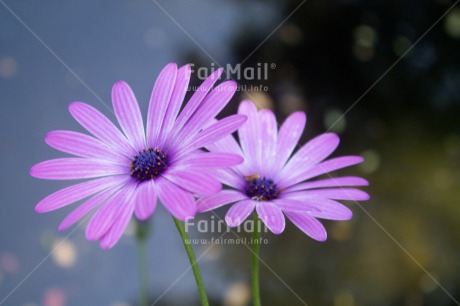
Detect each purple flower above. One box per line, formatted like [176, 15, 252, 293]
[30, 63, 246, 249]
[197, 100, 369, 241]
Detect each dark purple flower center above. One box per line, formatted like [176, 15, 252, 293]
[130, 148, 168, 181]
[246, 177, 279, 202]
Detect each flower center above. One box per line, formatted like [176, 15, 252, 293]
[130, 148, 168, 181]
[246, 177, 279, 202]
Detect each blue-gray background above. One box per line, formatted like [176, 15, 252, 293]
[1, 1, 460, 305]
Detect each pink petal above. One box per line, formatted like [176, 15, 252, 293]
[309, 199, 352, 220]
[58, 185, 123, 231]
[206, 121, 244, 156]
[197, 190, 248, 212]
[278, 196, 352, 220]
[285, 212, 327, 241]
[171, 81, 237, 147]
[34, 175, 129, 212]
[271, 199, 319, 213]
[256, 202, 285, 234]
[208, 168, 246, 190]
[30, 158, 129, 180]
[275, 112, 306, 173]
[259, 110, 278, 179]
[237, 100, 261, 174]
[45, 130, 129, 164]
[286, 188, 370, 201]
[146, 63, 178, 148]
[278, 156, 364, 188]
[206, 133, 249, 175]
[225, 200, 256, 227]
[179, 114, 247, 154]
[163, 170, 221, 196]
[157, 65, 191, 149]
[279, 133, 340, 187]
[112, 81, 146, 150]
[99, 192, 137, 249]
[154, 176, 196, 220]
[285, 176, 369, 192]
[85, 182, 137, 240]
[174, 152, 243, 169]
[134, 180, 157, 221]
[167, 69, 223, 147]
[69, 102, 136, 157]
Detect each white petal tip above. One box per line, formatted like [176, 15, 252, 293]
[165, 62, 178, 70]
[68, 101, 85, 112]
[34, 205, 45, 213]
[270, 228, 285, 235]
[99, 242, 113, 250]
[29, 166, 38, 177]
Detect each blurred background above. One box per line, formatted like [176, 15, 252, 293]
[1, 0, 460, 305]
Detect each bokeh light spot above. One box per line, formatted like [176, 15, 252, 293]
[43, 287, 66, 306]
[51, 240, 77, 268]
[324, 108, 346, 133]
[359, 149, 381, 173]
[334, 289, 355, 306]
[279, 93, 305, 116]
[0, 252, 20, 274]
[353, 25, 377, 48]
[329, 222, 353, 241]
[353, 25, 377, 61]
[223, 282, 251, 306]
[200, 244, 222, 261]
[0, 56, 18, 78]
[278, 23, 303, 46]
[444, 7, 460, 38]
[242, 91, 274, 110]
[392, 35, 413, 57]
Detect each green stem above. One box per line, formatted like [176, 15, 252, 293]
[135, 220, 150, 306]
[173, 217, 209, 306]
[252, 212, 261, 306]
